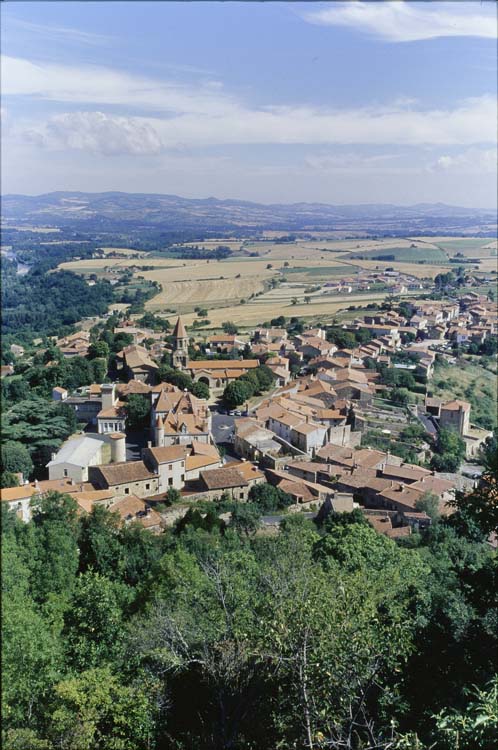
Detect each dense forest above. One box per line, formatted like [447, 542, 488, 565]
[2, 444, 497, 750]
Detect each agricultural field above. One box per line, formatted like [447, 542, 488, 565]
[344, 246, 448, 263]
[58, 234, 495, 327]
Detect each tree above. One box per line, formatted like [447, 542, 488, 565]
[63, 572, 127, 671]
[1, 441, 33, 479]
[432, 677, 498, 750]
[164, 486, 181, 505]
[191, 380, 210, 400]
[450, 437, 498, 536]
[304, 295, 311, 305]
[48, 667, 157, 750]
[291, 297, 298, 305]
[87, 341, 110, 360]
[223, 380, 252, 409]
[125, 394, 150, 429]
[415, 491, 440, 522]
[1, 471, 19, 489]
[389, 387, 414, 406]
[229, 504, 261, 537]
[249, 482, 293, 512]
[222, 321, 239, 335]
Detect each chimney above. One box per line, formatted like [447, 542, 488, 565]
[147, 440, 152, 448]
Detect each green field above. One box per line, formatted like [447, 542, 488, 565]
[284, 264, 359, 277]
[345, 246, 448, 263]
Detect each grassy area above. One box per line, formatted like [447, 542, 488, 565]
[284, 265, 359, 277]
[432, 358, 497, 431]
[346, 246, 448, 263]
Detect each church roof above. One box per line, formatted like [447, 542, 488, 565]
[173, 316, 188, 340]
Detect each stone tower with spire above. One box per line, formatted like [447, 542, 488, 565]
[172, 316, 189, 370]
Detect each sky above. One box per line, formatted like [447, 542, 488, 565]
[1, 1, 497, 207]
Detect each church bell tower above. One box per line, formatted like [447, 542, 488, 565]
[172, 316, 189, 370]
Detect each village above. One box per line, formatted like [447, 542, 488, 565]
[3, 287, 496, 541]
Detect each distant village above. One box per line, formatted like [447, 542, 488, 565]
[2, 289, 496, 540]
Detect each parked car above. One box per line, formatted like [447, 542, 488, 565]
[234, 410, 242, 416]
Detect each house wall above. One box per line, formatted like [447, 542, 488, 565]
[88, 469, 160, 500]
[440, 408, 469, 436]
[156, 459, 186, 493]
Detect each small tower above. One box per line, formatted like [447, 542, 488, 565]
[172, 316, 189, 370]
[155, 416, 165, 447]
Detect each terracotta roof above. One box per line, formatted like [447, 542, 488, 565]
[186, 454, 220, 471]
[97, 401, 126, 419]
[277, 479, 315, 502]
[108, 494, 163, 529]
[201, 467, 248, 490]
[187, 359, 259, 370]
[1, 485, 39, 503]
[116, 380, 152, 396]
[381, 464, 431, 483]
[144, 445, 188, 464]
[441, 400, 471, 411]
[190, 440, 220, 458]
[94, 461, 156, 486]
[229, 461, 265, 482]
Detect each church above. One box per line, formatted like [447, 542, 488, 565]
[171, 316, 260, 393]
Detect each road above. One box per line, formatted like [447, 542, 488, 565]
[211, 413, 235, 445]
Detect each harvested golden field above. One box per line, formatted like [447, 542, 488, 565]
[145, 275, 268, 309]
[58, 257, 202, 273]
[178, 291, 392, 328]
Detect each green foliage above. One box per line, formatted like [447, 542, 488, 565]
[1, 440, 34, 478]
[415, 491, 440, 522]
[125, 393, 151, 429]
[87, 340, 109, 360]
[223, 379, 252, 408]
[48, 667, 158, 750]
[229, 503, 262, 536]
[2, 398, 78, 473]
[249, 482, 293, 512]
[222, 321, 239, 334]
[191, 379, 210, 400]
[64, 572, 127, 670]
[389, 386, 415, 405]
[432, 677, 498, 750]
[326, 326, 357, 349]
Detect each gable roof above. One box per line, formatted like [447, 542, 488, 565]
[93, 461, 156, 486]
[144, 445, 188, 465]
[200, 467, 248, 490]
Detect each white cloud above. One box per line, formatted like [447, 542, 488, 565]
[433, 148, 497, 174]
[304, 1, 497, 42]
[4, 17, 113, 46]
[25, 111, 163, 156]
[3, 54, 496, 154]
[1, 55, 236, 116]
[14, 94, 497, 154]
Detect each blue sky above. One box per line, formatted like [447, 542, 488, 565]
[1, 1, 497, 206]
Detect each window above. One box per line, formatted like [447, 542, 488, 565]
[63, 469, 68, 477]
[168, 477, 173, 486]
[181, 475, 185, 482]
[239, 492, 244, 499]
[169, 464, 172, 471]
[146, 483, 150, 490]
[124, 488, 130, 495]
[181, 461, 184, 467]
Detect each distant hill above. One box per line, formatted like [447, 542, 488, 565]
[2, 191, 496, 235]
